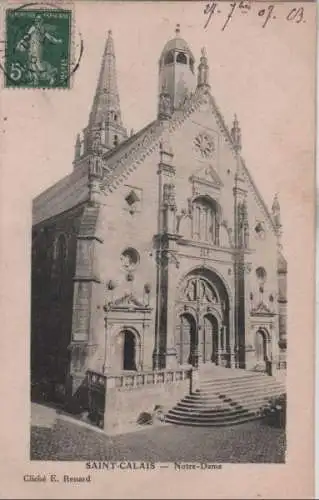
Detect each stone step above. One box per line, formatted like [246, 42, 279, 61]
[187, 387, 282, 401]
[177, 398, 275, 414]
[167, 408, 253, 423]
[177, 394, 275, 409]
[165, 414, 261, 427]
[213, 387, 283, 398]
[200, 376, 285, 388]
[165, 368, 285, 428]
[199, 385, 284, 397]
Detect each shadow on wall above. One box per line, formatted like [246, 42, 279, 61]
[31, 374, 92, 420]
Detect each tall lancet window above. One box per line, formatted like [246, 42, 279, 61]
[191, 196, 220, 245]
[53, 233, 68, 298]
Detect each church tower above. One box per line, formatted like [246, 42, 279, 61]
[158, 24, 196, 114]
[74, 30, 128, 165]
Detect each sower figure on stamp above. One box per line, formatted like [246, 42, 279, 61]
[16, 14, 62, 85]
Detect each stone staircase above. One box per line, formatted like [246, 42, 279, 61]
[165, 366, 286, 427]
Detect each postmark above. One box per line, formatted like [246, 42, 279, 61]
[5, 6, 72, 88]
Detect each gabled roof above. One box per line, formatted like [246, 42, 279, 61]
[33, 86, 277, 235]
[32, 162, 89, 226]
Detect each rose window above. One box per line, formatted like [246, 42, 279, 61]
[194, 132, 215, 158]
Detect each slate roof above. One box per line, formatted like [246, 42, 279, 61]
[32, 162, 89, 226]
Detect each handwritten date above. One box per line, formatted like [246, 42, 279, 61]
[204, 1, 305, 30]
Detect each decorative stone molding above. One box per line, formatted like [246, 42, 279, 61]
[176, 198, 193, 233]
[154, 249, 180, 269]
[189, 164, 223, 198]
[221, 219, 234, 247]
[163, 183, 176, 208]
[95, 84, 277, 237]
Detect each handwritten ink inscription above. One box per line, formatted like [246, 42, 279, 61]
[204, 1, 306, 30]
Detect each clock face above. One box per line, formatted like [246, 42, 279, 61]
[194, 132, 215, 159]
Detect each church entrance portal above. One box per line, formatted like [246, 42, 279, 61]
[177, 268, 230, 368]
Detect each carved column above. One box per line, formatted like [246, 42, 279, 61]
[233, 168, 249, 368]
[153, 131, 179, 369]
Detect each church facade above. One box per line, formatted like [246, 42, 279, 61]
[31, 27, 287, 407]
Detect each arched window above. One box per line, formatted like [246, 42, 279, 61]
[114, 113, 117, 122]
[56, 234, 67, 262]
[189, 57, 194, 73]
[191, 196, 220, 244]
[164, 51, 174, 65]
[176, 52, 187, 64]
[114, 134, 119, 147]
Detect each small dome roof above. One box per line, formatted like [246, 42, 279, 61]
[160, 25, 195, 62]
[278, 252, 287, 273]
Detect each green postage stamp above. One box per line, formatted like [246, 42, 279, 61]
[5, 8, 72, 89]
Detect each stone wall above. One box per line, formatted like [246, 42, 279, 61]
[31, 204, 84, 399]
[103, 371, 192, 434]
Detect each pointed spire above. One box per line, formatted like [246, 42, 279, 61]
[231, 114, 242, 153]
[82, 30, 127, 155]
[89, 29, 121, 127]
[74, 133, 81, 162]
[197, 47, 210, 89]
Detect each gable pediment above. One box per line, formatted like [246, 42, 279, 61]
[107, 293, 151, 313]
[189, 164, 223, 197]
[250, 301, 275, 317]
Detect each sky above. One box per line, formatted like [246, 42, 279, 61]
[0, 1, 316, 254]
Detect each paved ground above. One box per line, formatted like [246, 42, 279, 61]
[30, 409, 286, 463]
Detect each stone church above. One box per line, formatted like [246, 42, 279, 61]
[31, 26, 287, 414]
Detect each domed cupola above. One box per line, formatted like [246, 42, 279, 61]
[158, 24, 196, 114]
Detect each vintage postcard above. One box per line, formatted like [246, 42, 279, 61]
[0, 0, 316, 498]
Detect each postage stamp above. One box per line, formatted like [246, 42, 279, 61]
[5, 8, 72, 88]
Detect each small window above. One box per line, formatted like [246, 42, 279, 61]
[176, 52, 187, 65]
[114, 114, 117, 122]
[114, 135, 119, 147]
[164, 51, 174, 65]
[189, 57, 194, 73]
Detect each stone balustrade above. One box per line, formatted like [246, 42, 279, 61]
[87, 367, 192, 393]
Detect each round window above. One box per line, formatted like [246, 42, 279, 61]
[120, 248, 140, 270]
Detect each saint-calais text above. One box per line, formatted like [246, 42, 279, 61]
[23, 463, 222, 481]
[85, 461, 222, 471]
[86, 461, 156, 470]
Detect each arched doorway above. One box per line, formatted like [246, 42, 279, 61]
[116, 330, 138, 371]
[177, 313, 197, 366]
[177, 267, 230, 368]
[202, 314, 219, 364]
[255, 329, 269, 372]
[123, 330, 136, 370]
